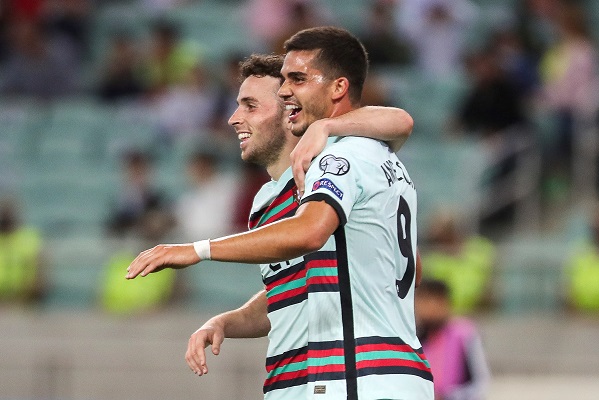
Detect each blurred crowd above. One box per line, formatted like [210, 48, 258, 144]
[1, 0, 599, 321]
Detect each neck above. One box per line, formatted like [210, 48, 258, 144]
[266, 158, 290, 181]
[266, 140, 298, 181]
[328, 99, 357, 119]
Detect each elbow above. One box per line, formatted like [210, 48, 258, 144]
[399, 109, 414, 136]
[291, 201, 339, 255]
[302, 231, 330, 254]
[292, 221, 333, 255]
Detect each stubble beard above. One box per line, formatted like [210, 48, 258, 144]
[291, 101, 328, 137]
[245, 121, 287, 170]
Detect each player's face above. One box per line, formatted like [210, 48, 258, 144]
[228, 75, 287, 167]
[278, 50, 335, 137]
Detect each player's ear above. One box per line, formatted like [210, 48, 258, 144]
[331, 77, 349, 101]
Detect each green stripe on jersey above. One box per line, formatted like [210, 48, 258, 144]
[266, 360, 308, 379]
[307, 355, 345, 367]
[307, 267, 338, 277]
[266, 277, 306, 298]
[257, 196, 294, 226]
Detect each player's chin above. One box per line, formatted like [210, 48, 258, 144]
[291, 123, 308, 137]
[240, 149, 250, 162]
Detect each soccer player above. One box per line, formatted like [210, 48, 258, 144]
[130, 52, 415, 399]
[127, 27, 433, 399]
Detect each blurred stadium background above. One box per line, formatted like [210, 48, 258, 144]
[1, 0, 599, 399]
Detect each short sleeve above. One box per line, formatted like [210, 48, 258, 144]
[300, 147, 359, 226]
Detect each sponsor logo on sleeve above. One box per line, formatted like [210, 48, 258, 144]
[319, 154, 350, 176]
[312, 178, 343, 200]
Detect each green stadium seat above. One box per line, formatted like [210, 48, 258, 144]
[44, 235, 112, 308]
[496, 236, 567, 313]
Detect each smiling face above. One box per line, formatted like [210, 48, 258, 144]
[278, 50, 336, 137]
[228, 75, 288, 169]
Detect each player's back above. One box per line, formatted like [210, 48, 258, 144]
[301, 137, 434, 400]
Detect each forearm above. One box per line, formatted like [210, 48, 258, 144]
[126, 202, 338, 279]
[210, 201, 337, 264]
[325, 106, 413, 151]
[210, 290, 270, 338]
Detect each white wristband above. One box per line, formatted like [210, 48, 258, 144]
[193, 239, 211, 260]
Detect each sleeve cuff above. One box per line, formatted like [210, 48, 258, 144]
[300, 193, 347, 226]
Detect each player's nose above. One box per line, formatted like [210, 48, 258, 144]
[228, 107, 242, 126]
[278, 80, 292, 99]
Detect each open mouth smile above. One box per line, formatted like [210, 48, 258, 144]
[285, 104, 302, 122]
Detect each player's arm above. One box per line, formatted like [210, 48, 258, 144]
[186, 290, 270, 376]
[125, 200, 338, 278]
[291, 106, 413, 194]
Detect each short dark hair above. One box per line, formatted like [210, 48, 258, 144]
[283, 26, 369, 104]
[239, 54, 285, 84]
[417, 279, 450, 299]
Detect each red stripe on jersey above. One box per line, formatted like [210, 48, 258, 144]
[306, 258, 338, 269]
[356, 358, 431, 372]
[261, 200, 298, 227]
[268, 188, 295, 209]
[265, 267, 306, 292]
[308, 348, 345, 358]
[248, 183, 297, 229]
[267, 286, 306, 306]
[265, 352, 308, 372]
[263, 369, 308, 386]
[306, 275, 339, 286]
[307, 363, 346, 374]
[355, 343, 415, 354]
[356, 344, 430, 364]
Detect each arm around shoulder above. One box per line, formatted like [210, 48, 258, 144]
[325, 106, 414, 152]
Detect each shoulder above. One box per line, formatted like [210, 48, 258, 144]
[328, 136, 389, 153]
[318, 137, 392, 167]
[251, 180, 276, 209]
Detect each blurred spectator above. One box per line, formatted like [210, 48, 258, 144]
[97, 33, 145, 103]
[174, 148, 238, 240]
[515, 0, 560, 63]
[394, 0, 478, 77]
[0, 19, 78, 99]
[139, 0, 189, 14]
[106, 150, 174, 238]
[210, 52, 245, 134]
[140, 20, 202, 95]
[268, 0, 327, 54]
[244, 0, 329, 52]
[455, 47, 527, 137]
[100, 243, 178, 315]
[42, 0, 92, 62]
[0, 1, 11, 62]
[361, 74, 394, 107]
[537, 1, 599, 181]
[0, 198, 45, 304]
[360, 0, 413, 67]
[566, 205, 599, 312]
[416, 279, 491, 400]
[490, 29, 540, 98]
[152, 62, 218, 144]
[8, 0, 46, 22]
[421, 210, 496, 314]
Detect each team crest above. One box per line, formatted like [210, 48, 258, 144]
[319, 154, 350, 176]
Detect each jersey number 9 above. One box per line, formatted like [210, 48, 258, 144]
[396, 196, 415, 299]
